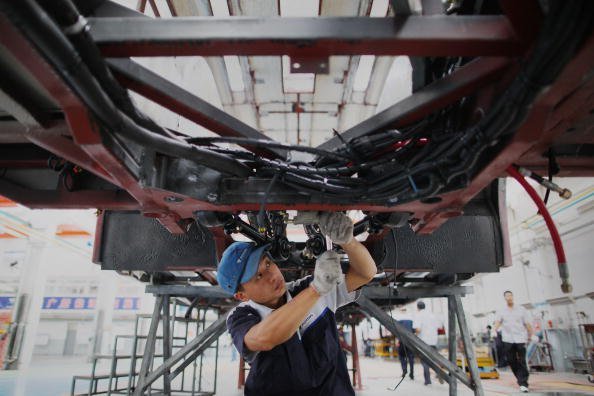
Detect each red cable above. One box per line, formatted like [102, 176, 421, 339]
[507, 165, 570, 292]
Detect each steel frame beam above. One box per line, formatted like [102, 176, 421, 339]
[107, 58, 286, 159]
[0, 13, 187, 233]
[145, 284, 232, 299]
[133, 309, 229, 395]
[0, 178, 138, 210]
[362, 285, 473, 300]
[317, 57, 510, 151]
[89, 16, 522, 58]
[357, 294, 484, 393]
[130, 285, 233, 395]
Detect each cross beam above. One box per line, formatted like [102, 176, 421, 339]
[89, 16, 522, 58]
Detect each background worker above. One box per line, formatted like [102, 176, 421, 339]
[413, 300, 442, 385]
[494, 290, 533, 393]
[397, 318, 415, 380]
[217, 212, 376, 395]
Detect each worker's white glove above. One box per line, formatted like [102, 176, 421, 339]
[294, 211, 354, 245]
[311, 250, 343, 296]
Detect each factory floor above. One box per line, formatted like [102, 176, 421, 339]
[1, 352, 593, 395]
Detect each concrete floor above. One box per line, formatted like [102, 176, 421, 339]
[1, 349, 593, 395]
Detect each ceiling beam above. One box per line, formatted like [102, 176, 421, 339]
[108, 58, 286, 160]
[317, 56, 510, 152]
[89, 15, 523, 58]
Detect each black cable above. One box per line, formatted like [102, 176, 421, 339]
[1, 0, 251, 178]
[257, 172, 280, 231]
[186, 136, 352, 162]
[5, 0, 590, 205]
[37, 0, 174, 140]
[386, 228, 409, 391]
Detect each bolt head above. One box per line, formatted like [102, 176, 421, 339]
[206, 193, 218, 202]
[164, 195, 183, 203]
[559, 189, 572, 199]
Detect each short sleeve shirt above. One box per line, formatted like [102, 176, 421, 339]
[413, 310, 440, 346]
[495, 305, 531, 343]
[226, 275, 359, 395]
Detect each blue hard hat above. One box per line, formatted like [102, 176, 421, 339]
[216, 242, 270, 295]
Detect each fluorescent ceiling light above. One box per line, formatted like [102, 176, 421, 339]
[282, 56, 315, 93]
[280, 0, 319, 16]
[353, 55, 375, 91]
[210, 0, 231, 17]
[210, 1, 245, 92]
[370, 0, 390, 17]
[223, 56, 245, 92]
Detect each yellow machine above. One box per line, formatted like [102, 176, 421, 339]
[457, 347, 499, 379]
[372, 337, 397, 358]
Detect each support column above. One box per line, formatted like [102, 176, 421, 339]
[351, 323, 362, 390]
[134, 295, 163, 396]
[5, 239, 48, 370]
[90, 270, 118, 356]
[454, 294, 485, 396]
[161, 296, 171, 395]
[448, 296, 458, 396]
[238, 356, 246, 389]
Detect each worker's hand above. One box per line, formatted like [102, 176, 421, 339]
[318, 212, 353, 245]
[311, 250, 343, 296]
[294, 211, 353, 245]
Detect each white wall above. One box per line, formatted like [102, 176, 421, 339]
[0, 208, 156, 359]
[463, 177, 594, 334]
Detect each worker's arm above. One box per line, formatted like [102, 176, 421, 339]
[244, 285, 320, 351]
[493, 320, 501, 332]
[342, 238, 377, 292]
[493, 310, 503, 332]
[524, 322, 533, 341]
[293, 211, 376, 292]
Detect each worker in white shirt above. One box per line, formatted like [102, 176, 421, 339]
[413, 300, 442, 385]
[494, 290, 533, 393]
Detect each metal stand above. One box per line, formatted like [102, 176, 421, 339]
[72, 285, 231, 396]
[350, 323, 363, 390]
[358, 285, 484, 396]
[131, 287, 230, 396]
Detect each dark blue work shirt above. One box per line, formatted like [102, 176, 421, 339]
[226, 275, 360, 396]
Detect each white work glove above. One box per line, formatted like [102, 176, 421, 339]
[311, 250, 343, 296]
[294, 211, 354, 245]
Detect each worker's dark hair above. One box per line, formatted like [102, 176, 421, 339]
[417, 301, 425, 310]
[486, 325, 492, 330]
[503, 290, 513, 296]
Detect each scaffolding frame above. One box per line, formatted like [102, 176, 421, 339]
[357, 285, 485, 396]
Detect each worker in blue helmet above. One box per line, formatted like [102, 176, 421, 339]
[217, 212, 376, 396]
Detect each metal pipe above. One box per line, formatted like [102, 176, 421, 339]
[507, 165, 571, 293]
[517, 166, 572, 199]
[357, 295, 472, 387]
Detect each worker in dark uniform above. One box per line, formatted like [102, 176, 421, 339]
[397, 319, 415, 380]
[217, 212, 376, 395]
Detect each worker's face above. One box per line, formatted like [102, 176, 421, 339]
[234, 254, 286, 307]
[504, 292, 514, 304]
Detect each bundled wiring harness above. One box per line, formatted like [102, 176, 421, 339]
[2, 0, 592, 205]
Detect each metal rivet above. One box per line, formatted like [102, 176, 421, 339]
[164, 195, 183, 203]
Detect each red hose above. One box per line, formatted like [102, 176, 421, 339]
[507, 165, 571, 293]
